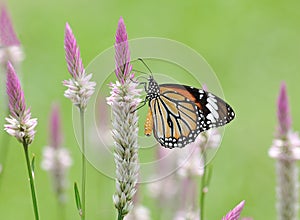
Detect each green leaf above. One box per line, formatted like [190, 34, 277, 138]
[31, 154, 35, 173]
[74, 182, 82, 216]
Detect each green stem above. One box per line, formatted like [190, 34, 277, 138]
[200, 151, 207, 220]
[57, 200, 66, 220]
[80, 109, 86, 220]
[23, 142, 39, 220]
[117, 209, 123, 220]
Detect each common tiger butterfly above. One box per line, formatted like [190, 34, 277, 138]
[141, 75, 235, 149]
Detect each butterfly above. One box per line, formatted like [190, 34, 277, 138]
[141, 75, 235, 149]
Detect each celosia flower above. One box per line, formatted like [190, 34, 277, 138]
[176, 128, 220, 177]
[269, 131, 300, 160]
[197, 128, 221, 150]
[41, 104, 72, 203]
[4, 63, 39, 220]
[173, 210, 199, 220]
[124, 205, 151, 220]
[276, 82, 291, 137]
[174, 128, 221, 219]
[177, 143, 204, 178]
[124, 183, 151, 220]
[147, 147, 178, 202]
[49, 104, 62, 149]
[0, 6, 24, 66]
[222, 201, 245, 220]
[107, 17, 141, 219]
[114, 17, 133, 84]
[4, 62, 37, 144]
[63, 23, 96, 110]
[269, 82, 300, 220]
[173, 178, 199, 220]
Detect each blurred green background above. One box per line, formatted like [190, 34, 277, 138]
[1, 0, 300, 219]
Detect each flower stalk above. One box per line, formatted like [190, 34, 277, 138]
[4, 62, 38, 219]
[0, 5, 24, 187]
[23, 142, 39, 220]
[0, 6, 24, 67]
[198, 129, 220, 220]
[269, 82, 300, 220]
[107, 17, 141, 220]
[200, 150, 209, 220]
[199, 142, 213, 220]
[41, 104, 72, 210]
[80, 109, 86, 219]
[63, 23, 95, 220]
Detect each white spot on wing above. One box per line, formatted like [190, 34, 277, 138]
[207, 113, 216, 123]
[207, 97, 218, 110]
[206, 103, 219, 119]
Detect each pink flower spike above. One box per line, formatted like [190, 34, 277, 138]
[277, 82, 291, 137]
[49, 104, 62, 149]
[4, 62, 37, 144]
[222, 201, 245, 220]
[0, 6, 20, 47]
[115, 17, 132, 84]
[63, 22, 96, 110]
[6, 61, 25, 118]
[64, 23, 84, 78]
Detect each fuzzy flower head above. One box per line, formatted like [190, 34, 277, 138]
[108, 17, 141, 219]
[63, 23, 96, 110]
[124, 205, 151, 220]
[177, 144, 204, 178]
[41, 104, 72, 203]
[173, 210, 200, 220]
[173, 177, 199, 220]
[0, 6, 24, 66]
[4, 62, 37, 144]
[147, 147, 179, 203]
[222, 201, 245, 220]
[114, 17, 133, 84]
[176, 129, 220, 178]
[269, 131, 300, 160]
[269, 83, 300, 161]
[277, 82, 291, 138]
[41, 147, 72, 202]
[49, 104, 62, 149]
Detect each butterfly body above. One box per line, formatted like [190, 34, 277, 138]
[143, 76, 235, 149]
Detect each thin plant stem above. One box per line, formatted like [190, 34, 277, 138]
[200, 151, 207, 220]
[23, 142, 39, 220]
[199, 155, 213, 220]
[80, 109, 86, 220]
[56, 200, 66, 220]
[117, 209, 123, 220]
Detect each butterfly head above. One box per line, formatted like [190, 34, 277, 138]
[146, 76, 160, 100]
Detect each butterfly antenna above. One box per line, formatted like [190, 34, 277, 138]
[137, 58, 153, 76]
[132, 69, 149, 76]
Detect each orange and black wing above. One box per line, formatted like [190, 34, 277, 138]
[146, 84, 235, 148]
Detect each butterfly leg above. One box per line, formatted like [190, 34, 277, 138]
[133, 98, 148, 112]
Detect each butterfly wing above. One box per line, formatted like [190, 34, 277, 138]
[148, 84, 235, 148]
